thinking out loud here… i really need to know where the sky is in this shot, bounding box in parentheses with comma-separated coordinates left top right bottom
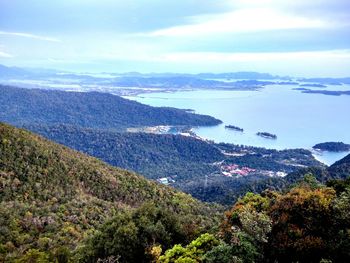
(0, 0, 350, 76)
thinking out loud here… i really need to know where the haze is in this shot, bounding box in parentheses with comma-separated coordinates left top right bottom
(1, 0, 350, 76)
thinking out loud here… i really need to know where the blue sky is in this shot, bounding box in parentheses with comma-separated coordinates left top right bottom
(0, 0, 350, 76)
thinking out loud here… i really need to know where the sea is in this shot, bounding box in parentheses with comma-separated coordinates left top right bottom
(126, 83, 350, 165)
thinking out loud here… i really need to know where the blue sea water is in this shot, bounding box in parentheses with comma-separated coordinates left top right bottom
(126, 84, 350, 165)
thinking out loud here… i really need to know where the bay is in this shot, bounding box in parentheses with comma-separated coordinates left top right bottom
(126, 84, 350, 165)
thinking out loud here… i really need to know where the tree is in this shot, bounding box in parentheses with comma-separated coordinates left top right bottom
(158, 233, 220, 263)
(76, 203, 188, 263)
(15, 249, 50, 263)
(266, 185, 336, 263)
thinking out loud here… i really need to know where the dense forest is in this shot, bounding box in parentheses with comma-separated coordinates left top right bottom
(0, 85, 221, 130)
(313, 142, 350, 152)
(0, 123, 222, 262)
(155, 175, 350, 263)
(23, 124, 324, 204)
(1, 123, 349, 262)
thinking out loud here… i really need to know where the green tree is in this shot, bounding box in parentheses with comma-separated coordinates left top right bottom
(15, 249, 50, 263)
(76, 203, 188, 263)
(158, 233, 220, 263)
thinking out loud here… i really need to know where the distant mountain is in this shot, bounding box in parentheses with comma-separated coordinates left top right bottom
(300, 77, 350, 85)
(0, 122, 220, 262)
(196, 71, 283, 80)
(0, 64, 29, 78)
(111, 76, 250, 89)
(0, 85, 221, 129)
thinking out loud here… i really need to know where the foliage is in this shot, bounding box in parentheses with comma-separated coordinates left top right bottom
(158, 233, 220, 263)
(23, 124, 323, 205)
(313, 142, 350, 152)
(162, 175, 350, 263)
(0, 123, 221, 262)
(0, 85, 221, 130)
(75, 202, 192, 263)
(1, 121, 350, 262)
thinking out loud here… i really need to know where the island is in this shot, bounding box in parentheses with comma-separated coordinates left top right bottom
(256, 132, 277, 139)
(313, 142, 350, 152)
(299, 83, 327, 88)
(293, 88, 350, 96)
(225, 125, 244, 132)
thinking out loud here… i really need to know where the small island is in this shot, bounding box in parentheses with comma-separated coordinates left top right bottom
(299, 83, 327, 88)
(256, 132, 277, 139)
(313, 142, 350, 152)
(225, 125, 244, 132)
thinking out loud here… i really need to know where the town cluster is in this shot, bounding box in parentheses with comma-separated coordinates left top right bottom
(220, 164, 256, 177)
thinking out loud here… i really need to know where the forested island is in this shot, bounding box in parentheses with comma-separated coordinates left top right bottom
(225, 125, 244, 132)
(299, 83, 327, 88)
(295, 87, 350, 96)
(313, 141, 350, 152)
(256, 132, 277, 139)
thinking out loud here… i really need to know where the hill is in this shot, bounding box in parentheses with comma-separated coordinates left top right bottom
(328, 153, 350, 179)
(0, 123, 221, 262)
(282, 153, 350, 185)
(0, 85, 221, 130)
(22, 124, 224, 181)
(22, 124, 324, 205)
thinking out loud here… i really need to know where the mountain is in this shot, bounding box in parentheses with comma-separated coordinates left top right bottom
(328, 153, 350, 179)
(284, 153, 350, 184)
(0, 64, 29, 78)
(300, 77, 350, 85)
(196, 71, 282, 80)
(0, 123, 221, 262)
(0, 85, 221, 129)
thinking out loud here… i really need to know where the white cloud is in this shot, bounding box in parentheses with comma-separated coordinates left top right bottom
(148, 8, 328, 37)
(0, 50, 13, 58)
(0, 31, 61, 42)
(154, 50, 350, 63)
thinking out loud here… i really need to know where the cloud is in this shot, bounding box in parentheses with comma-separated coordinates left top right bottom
(0, 51, 13, 58)
(0, 31, 61, 42)
(147, 8, 328, 37)
(153, 49, 350, 63)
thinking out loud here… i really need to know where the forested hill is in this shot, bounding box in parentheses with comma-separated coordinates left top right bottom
(0, 85, 221, 129)
(285, 152, 350, 184)
(23, 124, 324, 205)
(328, 153, 350, 178)
(23, 124, 224, 180)
(0, 123, 221, 262)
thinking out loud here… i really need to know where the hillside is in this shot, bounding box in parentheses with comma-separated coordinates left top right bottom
(0, 123, 221, 262)
(23, 124, 224, 181)
(22, 124, 324, 205)
(0, 85, 221, 130)
(328, 153, 350, 179)
(280, 153, 350, 186)
(157, 177, 350, 263)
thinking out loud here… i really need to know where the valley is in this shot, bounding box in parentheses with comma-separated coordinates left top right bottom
(0, 65, 349, 262)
